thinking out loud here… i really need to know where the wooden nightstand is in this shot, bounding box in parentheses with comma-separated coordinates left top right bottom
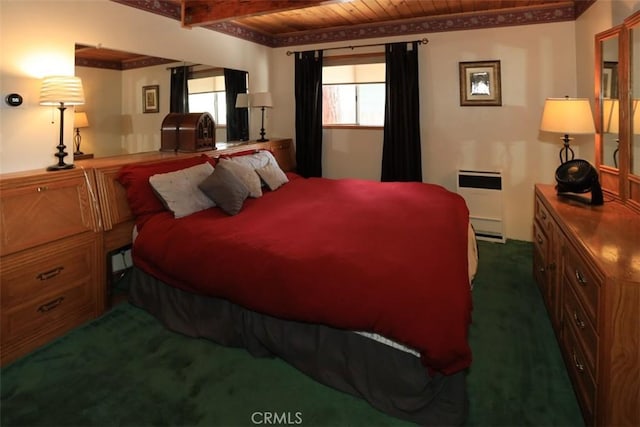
(0, 168, 105, 366)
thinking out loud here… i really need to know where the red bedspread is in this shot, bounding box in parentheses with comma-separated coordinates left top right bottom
(132, 175, 472, 374)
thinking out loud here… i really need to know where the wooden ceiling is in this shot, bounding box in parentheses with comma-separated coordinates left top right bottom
(111, 0, 594, 47)
(75, 44, 177, 70)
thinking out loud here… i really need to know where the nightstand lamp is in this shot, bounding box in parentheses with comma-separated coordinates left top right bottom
(250, 92, 273, 142)
(73, 111, 89, 155)
(39, 76, 85, 171)
(540, 97, 595, 164)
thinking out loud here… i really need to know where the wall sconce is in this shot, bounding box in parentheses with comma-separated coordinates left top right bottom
(250, 92, 273, 142)
(540, 97, 595, 164)
(39, 76, 85, 171)
(73, 111, 89, 155)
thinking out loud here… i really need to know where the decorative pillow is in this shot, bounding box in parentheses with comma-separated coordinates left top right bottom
(256, 163, 289, 191)
(228, 150, 278, 171)
(198, 162, 249, 216)
(117, 155, 209, 218)
(218, 158, 263, 198)
(149, 162, 215, 218)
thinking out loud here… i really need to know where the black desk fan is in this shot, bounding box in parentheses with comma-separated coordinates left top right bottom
(555, 159, 604, 205)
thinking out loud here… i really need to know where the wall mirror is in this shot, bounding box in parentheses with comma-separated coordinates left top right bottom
(74, 44, 248, 158)
(601, 37, 619, 169)
(596, 27, 623, 197)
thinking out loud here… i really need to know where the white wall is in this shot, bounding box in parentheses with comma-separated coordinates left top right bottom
(0, 0, 271, 173)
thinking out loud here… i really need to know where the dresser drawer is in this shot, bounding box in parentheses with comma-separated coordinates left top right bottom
(562, 306, 597, 422)
(563, 245, 600, 322)
(563, 283, 598, 374)
(534, 196, 553, 233)
(1, 279, 94, 347)
(1, 238, 95, 308)
(533, 220, 549, 258)
(0, 170, 99, 256)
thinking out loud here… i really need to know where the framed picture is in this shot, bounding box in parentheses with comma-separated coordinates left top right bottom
(459, 60, 502, 106)
(602, 61, 618, 99)
(142, 85, 159, 113)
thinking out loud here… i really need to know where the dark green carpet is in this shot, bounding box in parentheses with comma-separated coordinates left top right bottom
(1, 240, 584, 426)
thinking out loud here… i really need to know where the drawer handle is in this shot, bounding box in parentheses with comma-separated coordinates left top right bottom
(37, 296, 65, 313)
(537, 235, 544, 244)
(36, 186, 49, 192)
(575, 269, 587, 286)
(541, 211, 547, 220)
(573, 311, 585, 329)
(572, 351, 585, 373)
(36, 266, 64, 281)
(538, 266, 545, 273)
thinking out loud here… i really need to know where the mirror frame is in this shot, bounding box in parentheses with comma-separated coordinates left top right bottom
(595, 25, 624, 200)
(627, 12, 640, 213)
(596, 10, 640, 214)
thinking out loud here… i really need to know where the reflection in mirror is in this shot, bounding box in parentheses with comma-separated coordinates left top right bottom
(74, 44, 247, 158)
(601, 36, 619, 169)
(632, 27, 640, 176)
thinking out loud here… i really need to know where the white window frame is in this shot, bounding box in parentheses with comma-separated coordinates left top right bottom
(322, 54, 386, 129)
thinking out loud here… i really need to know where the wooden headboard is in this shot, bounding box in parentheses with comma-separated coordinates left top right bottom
(81, 139, 294, 253)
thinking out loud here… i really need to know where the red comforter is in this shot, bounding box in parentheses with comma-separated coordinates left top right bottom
(133, 175, 472, 374)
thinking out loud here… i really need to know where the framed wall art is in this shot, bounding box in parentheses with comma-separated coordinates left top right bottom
(459, 60, 502, 106)
(602, 61, 618, 99)
(142, 85, 159, 113)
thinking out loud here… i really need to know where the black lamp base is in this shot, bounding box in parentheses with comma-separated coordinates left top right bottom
(47, 163, 74, 171)
(559, 134, 575, 164)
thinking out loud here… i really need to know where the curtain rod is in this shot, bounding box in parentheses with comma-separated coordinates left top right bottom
(285, 37, 428, 56)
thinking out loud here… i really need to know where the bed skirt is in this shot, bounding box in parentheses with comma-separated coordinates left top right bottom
(128, 267, 468, 426)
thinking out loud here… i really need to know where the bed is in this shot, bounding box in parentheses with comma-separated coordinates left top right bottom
(116, 150, 477, 426)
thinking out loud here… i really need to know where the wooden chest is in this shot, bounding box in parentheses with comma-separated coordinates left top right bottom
(161, 112, 216, 152)
(0, 169, 104, 366)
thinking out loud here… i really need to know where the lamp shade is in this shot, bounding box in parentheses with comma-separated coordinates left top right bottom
(251, 92, 273, 108)
(74, 111, 89, 128)
(39, 75, 85, 106)
(235, 93, 249, 108)
(540, 97, 595, 134)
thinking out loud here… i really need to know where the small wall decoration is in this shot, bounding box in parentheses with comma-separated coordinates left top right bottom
(602, 61, 618, 99)
(459, 60, 502, 106)
(143, 85, 159, 113)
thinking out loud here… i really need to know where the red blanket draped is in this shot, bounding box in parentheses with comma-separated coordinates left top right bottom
(133, 175, 472, 374)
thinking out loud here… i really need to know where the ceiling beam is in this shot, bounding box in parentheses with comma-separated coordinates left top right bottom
(181, 0, 341, 27)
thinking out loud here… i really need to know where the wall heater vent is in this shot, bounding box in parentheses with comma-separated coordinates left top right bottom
(456, 170, 505, 243)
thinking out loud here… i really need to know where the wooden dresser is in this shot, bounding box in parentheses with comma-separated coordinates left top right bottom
(533, 184, 639, 426)
(0, 168, 105, 366)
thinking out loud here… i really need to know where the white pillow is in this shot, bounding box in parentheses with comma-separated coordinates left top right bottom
(149, 162, 215, 218)
(218, 158, 263, 198)
(256, 163, 289, 191)
(229, 150, 278, 170)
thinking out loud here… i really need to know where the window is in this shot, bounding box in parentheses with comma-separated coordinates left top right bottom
(188, 75, 226, 126)
(322, 61, 385, 127)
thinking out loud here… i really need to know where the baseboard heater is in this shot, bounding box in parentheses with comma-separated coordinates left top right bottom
(456, 170, 506, 243)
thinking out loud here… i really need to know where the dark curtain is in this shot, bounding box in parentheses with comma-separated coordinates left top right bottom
(381, 42, 422, 182)
(224, 68, 249, 141)
(169, 66, 190, 113)
(295, 50, 323, 177)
